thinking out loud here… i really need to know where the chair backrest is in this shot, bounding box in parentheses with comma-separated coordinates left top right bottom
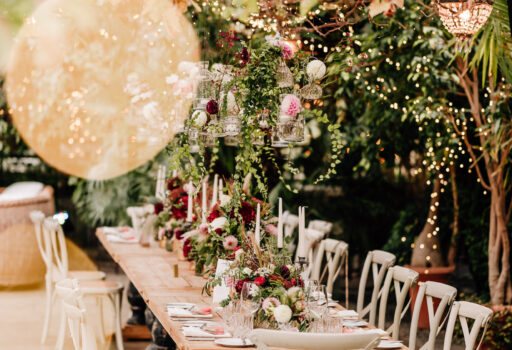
(443, 301, 493, 350)
(56, 279, 98, 350)
(296, 228, 326, 279)
(155, 164, 167, 199)
(249, 329, 380, 350)
(43, 217, 69, 280)
(308, 220, 333, 236)
(356, 250, 396, 323)
(30, 211, 52, 271)
(378, 266, 419, 339)
(282, 211, 299, 252)
(311, 238, 349, 295)
(126, 204, 153, 236)
(409, 281, 457, 350)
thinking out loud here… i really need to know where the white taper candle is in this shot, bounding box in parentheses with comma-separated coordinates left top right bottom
(186, 181, 193, 222)
(277, 198, 283, 249)
(255, 203, 261, 248)
(202, 182, 207, 223)
(211, 174, 218, 209)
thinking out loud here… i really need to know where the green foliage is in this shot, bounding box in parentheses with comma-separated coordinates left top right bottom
(382, 205, 421, 265)
(470, 0, 512, 85)
(69, 160, 157, 227)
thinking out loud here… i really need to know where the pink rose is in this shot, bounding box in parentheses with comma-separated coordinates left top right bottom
(280, 94, 302, 118)
(262, 297, 280, 310)
(276, 42, 293, 60)
(199, 223, 209, 235)
(265, 224, 278, 236)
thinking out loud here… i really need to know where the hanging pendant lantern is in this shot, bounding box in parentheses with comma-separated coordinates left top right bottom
(436, 0, 494, 52)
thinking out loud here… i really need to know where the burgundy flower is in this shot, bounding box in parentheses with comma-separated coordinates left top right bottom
(235, 278, 251, 294)
(206, 100, 218, 115)
(230, 201, 255, 225)
(154, 202, 164, 215)
(291, 278, 297, 286)
(174, 228, 184, 240)
(280, 265, 290, 279)
(215, 228, 223, 235)
(167, 177, 180, 191)
(172, 196, 188, 219)
(183, 238, 192, 259)
(254, 276, 266, 287)
(284, 280, 294, 289)
(207, 209, 221, 223)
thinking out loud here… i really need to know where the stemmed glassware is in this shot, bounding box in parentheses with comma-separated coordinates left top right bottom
(240, 282, 260, 314)
(232, 312, 254, 345)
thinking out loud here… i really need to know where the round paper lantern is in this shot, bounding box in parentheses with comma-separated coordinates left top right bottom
(6, 0, 199, 179)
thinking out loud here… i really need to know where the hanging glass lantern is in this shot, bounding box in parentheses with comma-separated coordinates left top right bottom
(300, 83, 323, 100)
(436, 0, 494, 52)
(199, 132, 216, 147)
(276, 59, 294, 88)
(271, 125, 289, 148)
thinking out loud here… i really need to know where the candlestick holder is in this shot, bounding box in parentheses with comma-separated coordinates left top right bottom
(296, 256, 309, 274)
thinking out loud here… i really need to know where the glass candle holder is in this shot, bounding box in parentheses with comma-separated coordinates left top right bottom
(271, 126, 289, 148)
(281, 119, 305, 143)
(188, 127, 199, 140)
(207, 116, 226, 137)
(223, 115, 241, 136)
(199, 132, 216, 147)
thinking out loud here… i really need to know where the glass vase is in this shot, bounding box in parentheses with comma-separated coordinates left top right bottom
(207, 116, 225, 137)
(223, 115, 241, 136)
(271, 126, 288, 148)
(281, 118, 305, 143)
(224, 135, 242, 147)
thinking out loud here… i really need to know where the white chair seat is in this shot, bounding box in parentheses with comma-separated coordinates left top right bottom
(66, 270, 106, 281)
(80, 280, 123, 295)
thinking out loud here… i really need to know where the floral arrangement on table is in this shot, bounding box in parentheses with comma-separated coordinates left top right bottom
(209, 242, 309, 331)
(184, 179, 272, 274)
(152, 175, 200, 247)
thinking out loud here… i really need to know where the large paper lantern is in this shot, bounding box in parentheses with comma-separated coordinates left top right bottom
(6, 0, 199, 179)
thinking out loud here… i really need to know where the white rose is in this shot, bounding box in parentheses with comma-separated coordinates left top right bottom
(273, 305, 292, 324)
(183, 182, 196, 193)
(235, 249, 244, 260)
(191, 110, 207, 127)
(219, 194, 231, 207)
(243, 267, 252, 275)
(210, 217, 228, 230)
(287, 287, 300, 300)
(306, 60, 326, 81)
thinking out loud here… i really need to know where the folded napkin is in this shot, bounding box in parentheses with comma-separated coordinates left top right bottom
(361, 329, 388, 336)
(168, 307, 213, 318)
(343, 320, 368, 327)
(103, 226, 133, 235)
(183, 326, 230, 338)
(376, 340, 403, 348)
(336, 310, 359, 318)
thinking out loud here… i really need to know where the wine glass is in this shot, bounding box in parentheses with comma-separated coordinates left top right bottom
(221, 301, 240, 336)
(307, 284, 328, 322)
(240, 282, 260, 314)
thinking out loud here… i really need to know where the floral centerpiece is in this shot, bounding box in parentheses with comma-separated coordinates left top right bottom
(185, 184, 268, 274)
(209, 243, 309, 331)
(153, 175, 200, 249)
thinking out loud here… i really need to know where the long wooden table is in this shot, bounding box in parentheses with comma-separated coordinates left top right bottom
(97, 229, 408, 350)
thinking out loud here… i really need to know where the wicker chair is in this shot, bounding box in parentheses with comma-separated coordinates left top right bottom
(0, 186, 55, 286)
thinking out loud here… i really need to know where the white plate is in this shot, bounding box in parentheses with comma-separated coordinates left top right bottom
(376, 340, 403, 349)
(214, 338, 254, 347)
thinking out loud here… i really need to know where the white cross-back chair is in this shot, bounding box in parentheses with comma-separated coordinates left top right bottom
(308, 220, 333, 237)
(30, 211, 106, 344)
(409, 281, 457, 350)
(356, 250, 396, 323)
(443, 301, 493, 350)
(297, 228, 326, 279)
(56, 279, 98, 350)
(311, 238, 349, 307)
(377, 266, 419, 339)
(249, 329, 380, 350)
(155, 164, 167, 200)
(282, 210, 299, 252)
(38, 216, 124, 350)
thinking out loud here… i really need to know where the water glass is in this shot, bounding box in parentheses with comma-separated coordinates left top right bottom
(232, 312, 253, 341)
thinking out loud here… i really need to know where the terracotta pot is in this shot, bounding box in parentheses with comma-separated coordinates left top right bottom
(406, 265, 455, 329)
